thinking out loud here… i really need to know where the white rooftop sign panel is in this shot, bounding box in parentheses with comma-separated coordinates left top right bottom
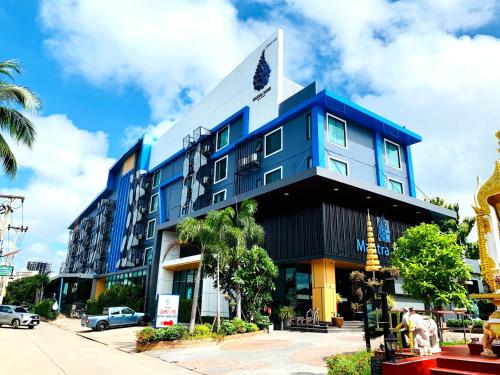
(149, 29, 284, 168)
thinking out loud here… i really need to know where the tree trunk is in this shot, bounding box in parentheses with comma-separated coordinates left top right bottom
(189, 257, 203, 334)
(236, 285, 242, 320)
(216, 254, 220, 332)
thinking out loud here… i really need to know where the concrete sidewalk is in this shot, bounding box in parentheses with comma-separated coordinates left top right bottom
(49, 317, 142, 353)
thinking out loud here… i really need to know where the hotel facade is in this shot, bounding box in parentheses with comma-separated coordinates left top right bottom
(61, 30, 457, 321)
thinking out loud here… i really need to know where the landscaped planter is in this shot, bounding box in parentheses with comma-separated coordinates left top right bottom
(136, 329, 265, 352)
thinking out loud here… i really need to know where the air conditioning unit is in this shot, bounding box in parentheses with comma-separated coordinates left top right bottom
(238, 153, 258, 168)
(202, 176, 211, 185)
(202, 143, 212, 155)
(140, 206, 147, 214)
(135, 233, 144, 240)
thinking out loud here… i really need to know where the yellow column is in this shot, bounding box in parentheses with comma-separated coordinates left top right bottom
(94, 278, 106, 298)
(311, 258, 336, 322)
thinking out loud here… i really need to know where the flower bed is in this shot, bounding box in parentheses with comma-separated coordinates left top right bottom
(136, 319, 263, 352)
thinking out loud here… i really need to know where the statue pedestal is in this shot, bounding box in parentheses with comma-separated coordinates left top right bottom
(470, 293, 500, 336)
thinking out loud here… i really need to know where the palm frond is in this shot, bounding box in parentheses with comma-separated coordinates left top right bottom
(0, 59, 22, 81)
(0, 107, 36, 148)
(0, 84, 41, 111)
(0, 134, 17, 177)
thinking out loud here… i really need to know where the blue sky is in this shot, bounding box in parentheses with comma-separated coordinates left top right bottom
(1, 0, 499, 272)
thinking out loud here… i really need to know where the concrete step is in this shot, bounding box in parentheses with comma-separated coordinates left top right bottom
(435, 358, 500, 374)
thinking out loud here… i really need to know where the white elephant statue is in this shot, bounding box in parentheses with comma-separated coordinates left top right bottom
(401, 310, 441, 355)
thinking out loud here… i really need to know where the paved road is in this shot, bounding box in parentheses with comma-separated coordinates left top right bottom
(0, 322, 192, 375)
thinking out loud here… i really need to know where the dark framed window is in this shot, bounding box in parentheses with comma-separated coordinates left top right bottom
(327, 114, 347, 147)
(307, 156, 313, 169)
(149, 193, 159, 212)
(153, 170, 161, 188)
(385, 139, 402, 169)
(216, 125, 229, 151)
(172, 269, 198, 300)
(214, 156, 228, 183)
(388, 178, 404, 194)
(329, 158, 348, 176)
(146, 219, 156, 239)
(145, 247, 153, 265)
(213, 189, 226, 204)
(264, 127, 282, 157)
(306, 113, 312, 140)
(264, 167, 282, 185)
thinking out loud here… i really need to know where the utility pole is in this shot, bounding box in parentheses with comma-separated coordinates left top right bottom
(0, 194, 27, 303)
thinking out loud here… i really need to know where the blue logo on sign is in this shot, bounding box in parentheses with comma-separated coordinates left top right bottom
(253, 50, 271, 91)
(377, 215, 391, 243)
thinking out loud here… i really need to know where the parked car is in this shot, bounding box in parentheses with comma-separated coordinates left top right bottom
(81, 306, 147, 331)
(0, 305, 40, 329)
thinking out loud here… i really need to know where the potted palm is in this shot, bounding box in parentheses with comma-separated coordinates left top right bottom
(279, 306, 295, 330)
(332, 293, 344, 328)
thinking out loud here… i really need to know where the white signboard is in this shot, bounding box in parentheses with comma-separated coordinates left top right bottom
(149, 29, 285, 168)
(155, 294, 180, 328)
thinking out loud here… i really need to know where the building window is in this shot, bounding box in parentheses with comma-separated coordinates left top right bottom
(214, 156, 228, 183)
(213, 189, 226, 204)
(149, 193, 159, 213)
(216, 125, 230, 151)
(264, 127, 282, 158)
(327, 114, 347, 148)
(264, 166, 282, 185)
(307, 156, 313, 169)
(145, 247, 153, 265)
(329, 157, 348, 176)
(388, 178, 404, 194)
(153, 170, 161, 188)
(385, 139, 401, 169)
(146, 219, 156, 239)
(306, 113, 312, 140)
(172, 269, 198, 300)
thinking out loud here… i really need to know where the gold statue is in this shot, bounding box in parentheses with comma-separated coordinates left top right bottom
(470, 130, 500, 352)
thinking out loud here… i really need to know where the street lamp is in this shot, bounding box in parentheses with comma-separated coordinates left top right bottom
(385, 332, 398, 362)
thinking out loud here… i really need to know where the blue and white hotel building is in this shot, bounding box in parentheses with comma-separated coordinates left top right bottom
(62, 30, 455, 320)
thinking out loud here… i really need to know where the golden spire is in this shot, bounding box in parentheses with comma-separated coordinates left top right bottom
(365, 209, 381, 272)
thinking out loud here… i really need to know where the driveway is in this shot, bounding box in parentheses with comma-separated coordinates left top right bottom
(0, 322, 192, 375)
(146, 330, 368, 375)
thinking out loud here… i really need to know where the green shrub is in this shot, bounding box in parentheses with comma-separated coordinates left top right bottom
(193, 323, 212, 337)
(221, 320, 237, 335)
(232, 318, 247, 333)
(85, 298, 100, 315)
(33, 299, 59, 320)
(254, 313, 270, 329)
(368, 309, 383, 338)
(473, 319, 485, 328)
(245, 322, 258, 332)
(325, 351, 371, 375)
(87, 284, 145, 314)
(136, 327, 156, 345)
(446, 318, 483, 328)
(178, 299, 192, 323)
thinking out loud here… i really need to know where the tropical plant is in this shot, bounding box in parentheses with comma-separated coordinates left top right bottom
(166, 215, 214, 334)
(391, 223, 473, 309)
(0, 59, 40, 177)
(325, 351, 371, 375)
(3, 273, 49, 305)
(278, 305, 296, 321)
(33, 299, 59, 320)
(428, 197, 479, 259)
(85, 284, 145, 314)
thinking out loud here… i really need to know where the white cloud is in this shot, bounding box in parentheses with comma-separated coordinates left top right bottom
(39, 0, 272, 121)
(1, 114, 114, 270)
(281, 0, 500, 218)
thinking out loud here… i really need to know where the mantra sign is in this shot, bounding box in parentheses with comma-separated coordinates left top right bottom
(356, 215, 392, 257)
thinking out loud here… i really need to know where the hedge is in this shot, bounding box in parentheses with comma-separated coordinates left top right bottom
(34, 299, 59, 320)
(86, 284, 145, 315)
(325, 351, 371, 375)
(446, 318, 484, 328)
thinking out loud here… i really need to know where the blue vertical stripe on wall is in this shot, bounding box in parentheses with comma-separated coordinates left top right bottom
(405, 145, 417, 197)
(107, 171, 132, 273)
(242, 106, 250, 136)
(139, 133, 154, 171)
(374, 132, 386, 187)
(311, 105, 326, 168)
(159, 186, 166, 224)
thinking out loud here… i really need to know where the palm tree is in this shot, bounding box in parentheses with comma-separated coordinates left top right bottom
(0, 59, 40, 177)
(233, 199, 264, 319)
(165, 216, 213, 334)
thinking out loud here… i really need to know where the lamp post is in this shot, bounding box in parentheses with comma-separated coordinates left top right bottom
(384, 332, 398, 362)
